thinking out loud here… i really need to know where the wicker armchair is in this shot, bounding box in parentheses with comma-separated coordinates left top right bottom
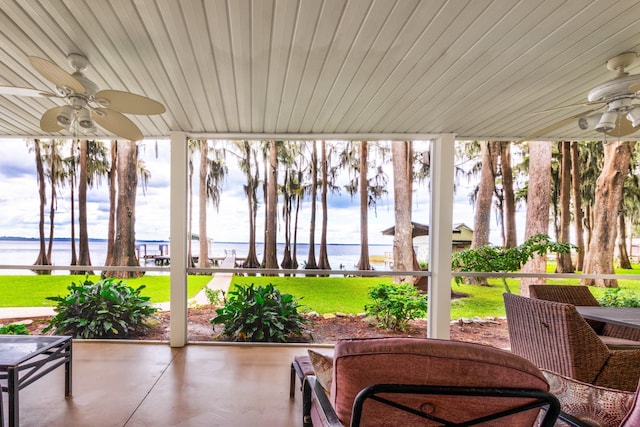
(529, 285, 640, 341)
(503, 293, 640, 392)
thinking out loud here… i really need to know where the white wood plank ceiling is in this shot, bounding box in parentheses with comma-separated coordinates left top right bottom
(1, 0, 640, 141)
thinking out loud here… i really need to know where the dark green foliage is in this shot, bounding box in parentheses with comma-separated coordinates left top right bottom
(598, 288, 640, 307)
(43, 277, 158, 339)
(0, 323, 29, 335)
(365, 283, 428, 331)
(211, 283, 308, 342)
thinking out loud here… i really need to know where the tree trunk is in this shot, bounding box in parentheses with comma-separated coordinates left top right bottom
(32, 139, 50, 273)
(264, 141, 279, 269)
(617, 208, 632, 269)
(281, 169, 293, 271)
(47, 141, 56, 261)
(106, 140, 142, 279)
(318, 141, 331, 270)
(556, 141, 574, 273)
(77, 139, 93, 274)
(571, 141, 585, 270)
(357, 141, 371, 270)
(306, 141, 319, 270)
(582, 141, 634, 288)
(500, 142, 517, 248)
(187, 151, 195, 268)
(105, 141, 117, 267)
(242, 143, 260, 268)
(471, 141, 497, 248)
(391, 141, 413, 283)
(520, 141, 552, 296)
(69, 142, 78, 265)
(198, 141, 209, 268)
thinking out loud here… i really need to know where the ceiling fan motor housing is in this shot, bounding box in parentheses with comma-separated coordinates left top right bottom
(587, 74, 640, 104)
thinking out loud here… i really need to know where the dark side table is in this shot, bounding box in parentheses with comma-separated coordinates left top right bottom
(0, 335, 72, 427)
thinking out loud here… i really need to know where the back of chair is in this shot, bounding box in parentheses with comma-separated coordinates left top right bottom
(504, 293, 611, 384)
(529, 285, 605, 333)
(330, 337, 554, 427)
(528, 285, 600, 306)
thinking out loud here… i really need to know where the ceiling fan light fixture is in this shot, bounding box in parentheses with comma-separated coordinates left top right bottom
(627, 109, 640, 128)
(596, 111, 617, 132)
(579, 113, 602, 130)
(77, 107, 94, 129)
(56, 105, 73, 127)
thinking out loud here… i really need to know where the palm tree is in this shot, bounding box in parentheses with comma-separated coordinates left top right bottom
(305, 141, 319, 270)
(391, 141, 413, 283)
(77, 139, 109, 273)
(520, 141, 552, 296)
(556, 140, 574, 273)
(570, 141, 585, 270)
(105, 140, 143, 279)
(42, 139, 67, 260)
(317, 141, 335, 270)
(339, 141, 388, 271)
(198, 140, 209, 268)
(233, 141, 260, 268)
(499, 141, 517, 248)
(105, 140, 117, 266)
(582, 141, 636, 288)
(471, 141, 500, 249)
(280, 141, 303, 270)
(29, 139, 50, 273)
(264, 140, 279, 269)
(66, 140, 79, 265)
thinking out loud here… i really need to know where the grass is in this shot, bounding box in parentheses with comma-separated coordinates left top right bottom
(4, 265, 640, 318)
(228, 276, 392, 314)
(0, 275, 212, 307)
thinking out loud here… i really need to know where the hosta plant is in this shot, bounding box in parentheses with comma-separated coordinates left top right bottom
(211, 283, 308, 342)
(44, 277, 158, 339)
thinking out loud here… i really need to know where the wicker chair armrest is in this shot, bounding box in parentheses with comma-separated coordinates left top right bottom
(594, 349, 640, 392)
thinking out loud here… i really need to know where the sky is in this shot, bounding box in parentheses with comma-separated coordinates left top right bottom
(0, 139, 509, 246)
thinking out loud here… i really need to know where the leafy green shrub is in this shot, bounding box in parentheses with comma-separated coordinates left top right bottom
(365, 283, 428, 331)
(211, 283, 308, 342)
(43, 277, 158, 339)
(0, 323, 29, 335)
(598, 288, 640, 307)
(204, 287, 225, 306)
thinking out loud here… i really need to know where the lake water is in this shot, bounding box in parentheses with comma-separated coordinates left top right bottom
(0, 239, 393, 275)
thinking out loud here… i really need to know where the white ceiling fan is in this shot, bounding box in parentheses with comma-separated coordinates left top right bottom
(527, 52, 640, 140)
(0, 53, 165, 141)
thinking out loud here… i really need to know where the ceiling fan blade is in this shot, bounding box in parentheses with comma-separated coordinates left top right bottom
(605, 116, 637, 139)
(526, 101, 604, 115)
(28, 56, 85, 94)
(0, 86, 56, 97)
(40, 106, 65, 132)
(517, 109, 599, 143)
(95, 90, 165, 115)
(93, 108, 143, 141)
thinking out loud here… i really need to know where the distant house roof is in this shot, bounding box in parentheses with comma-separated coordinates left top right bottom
(381, 222, 473, 239)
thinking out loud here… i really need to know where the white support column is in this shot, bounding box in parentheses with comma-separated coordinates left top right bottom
(169, 131, 188, 347)
(427, 134, 455, 339)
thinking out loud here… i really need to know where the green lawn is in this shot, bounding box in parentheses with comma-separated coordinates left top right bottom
(0, 275, 212, 307)
(3, 266, 640, 319)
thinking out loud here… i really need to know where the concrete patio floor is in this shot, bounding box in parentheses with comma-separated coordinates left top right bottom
(1, 340, 332, 426)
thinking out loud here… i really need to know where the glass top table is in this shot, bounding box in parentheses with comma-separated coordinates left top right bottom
(575, 306, 640, 330)
(0, 335, 72, 427)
